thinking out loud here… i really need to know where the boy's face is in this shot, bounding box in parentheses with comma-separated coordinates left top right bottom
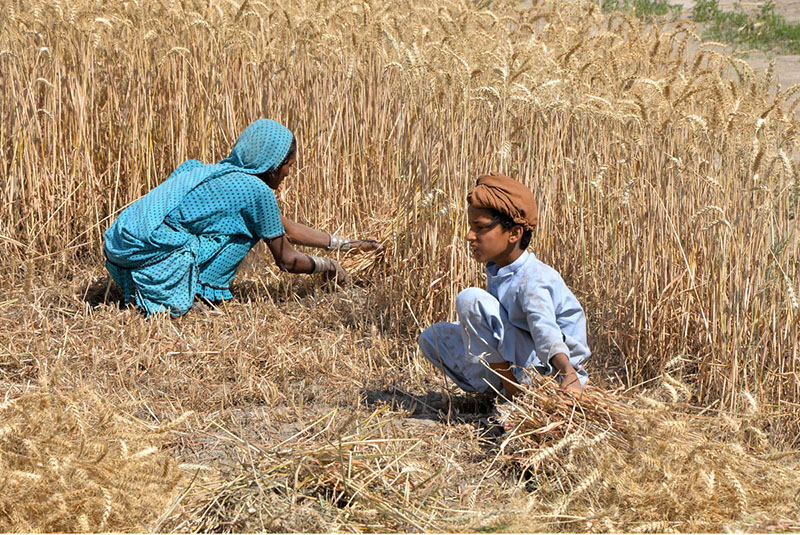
(466, 205, 523, 267)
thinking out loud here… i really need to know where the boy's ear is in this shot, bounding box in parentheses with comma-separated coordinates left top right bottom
(508, 225, 524, 244)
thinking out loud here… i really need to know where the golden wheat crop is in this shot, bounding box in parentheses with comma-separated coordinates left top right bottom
(3, 0, 798, 421)
(496, 372, 800, 532)
(0, 388, 185, 532)
(1, 0, 799, 530)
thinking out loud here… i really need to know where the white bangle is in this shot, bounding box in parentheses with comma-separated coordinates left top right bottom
(327, 234, 356, 251)
(308, 255, 333, 273)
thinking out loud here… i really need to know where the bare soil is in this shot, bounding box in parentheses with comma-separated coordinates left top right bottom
(672, 0, 800, 88)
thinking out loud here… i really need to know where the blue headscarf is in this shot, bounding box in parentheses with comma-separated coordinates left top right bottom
(219, 118, 294, 174)
(104, 119, 293, 267)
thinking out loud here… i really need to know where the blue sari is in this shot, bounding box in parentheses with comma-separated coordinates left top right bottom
(104, 119, 292, 315)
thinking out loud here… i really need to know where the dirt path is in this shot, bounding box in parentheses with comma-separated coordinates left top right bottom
(672, 0, 800, 88)
(673, 0, 800, 18)
(514, 0, 800, 88)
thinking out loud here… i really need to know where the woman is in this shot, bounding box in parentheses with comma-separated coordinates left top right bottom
(104, 119, 381, 316)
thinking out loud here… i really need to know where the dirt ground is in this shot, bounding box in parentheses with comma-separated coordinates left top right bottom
(514, 0, 800, 88)
(672, 0, 800, 88)
(673, 0, 800, 17)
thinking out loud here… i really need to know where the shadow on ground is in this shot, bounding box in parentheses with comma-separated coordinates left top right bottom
(78, 276, 341, 309)
(80, 276, 127, 308)
(363, 386, 505, 439)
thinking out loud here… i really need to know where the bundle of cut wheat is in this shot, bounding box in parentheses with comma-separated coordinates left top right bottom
(180, 405, 457, 532)
(495, 376, 800, 532)
(0, 390, 187, 532)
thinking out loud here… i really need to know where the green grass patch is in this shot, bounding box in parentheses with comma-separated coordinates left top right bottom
(598, 0, 800, 54)
(598, 0, 682, 21)
(693, 0, 800, 54)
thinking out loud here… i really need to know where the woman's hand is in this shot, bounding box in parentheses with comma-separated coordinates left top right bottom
(281, 216, 384, 254)
(323, 258, 351, 286)
(347, 239, 383, 253)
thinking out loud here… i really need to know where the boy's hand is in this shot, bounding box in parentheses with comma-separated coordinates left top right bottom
(490, 361, 522, 397)
(559, 371, 583, 395)
(550, 353, 583, 395)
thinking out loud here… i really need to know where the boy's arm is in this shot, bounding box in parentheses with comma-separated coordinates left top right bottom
(521, 286, 583, 394)
(490, 361, 523, 397)
(491, 356, 582, 396)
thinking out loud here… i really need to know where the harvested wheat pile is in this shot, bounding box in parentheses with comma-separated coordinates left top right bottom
(0, 389, 187, 532)
(496, 374, 800, 532)
(1, 0, 800, 530)
(172, 405, 480, 532)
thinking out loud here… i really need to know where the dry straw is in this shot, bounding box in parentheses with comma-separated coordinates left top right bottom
(496, 375, 800, 532)
(1, 0, 800, 530)
(0, 389, 186, 532)
(176, 406, 457, 532)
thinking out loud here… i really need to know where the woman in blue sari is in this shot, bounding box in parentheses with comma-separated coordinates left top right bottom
(104, 119, 381, 316)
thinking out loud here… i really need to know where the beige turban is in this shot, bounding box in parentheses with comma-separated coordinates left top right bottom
(467, 172, 538, 231)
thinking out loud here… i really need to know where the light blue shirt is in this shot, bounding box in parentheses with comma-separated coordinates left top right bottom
(485, 251, 590, 375)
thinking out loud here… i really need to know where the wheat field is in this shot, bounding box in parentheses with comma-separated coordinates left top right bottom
(1, 0, 799, 531)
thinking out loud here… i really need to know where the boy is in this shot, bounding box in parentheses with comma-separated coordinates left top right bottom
(418, 172, 589, 396)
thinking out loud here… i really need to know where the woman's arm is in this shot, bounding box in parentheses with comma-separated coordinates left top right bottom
(265, 234, 349, 284)
(281, 216, 331, 248)
(281, 216, 383, 252)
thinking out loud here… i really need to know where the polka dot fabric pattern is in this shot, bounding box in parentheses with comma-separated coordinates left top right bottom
(219, 119, 293, 173)
(104, 119, 293, 316)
